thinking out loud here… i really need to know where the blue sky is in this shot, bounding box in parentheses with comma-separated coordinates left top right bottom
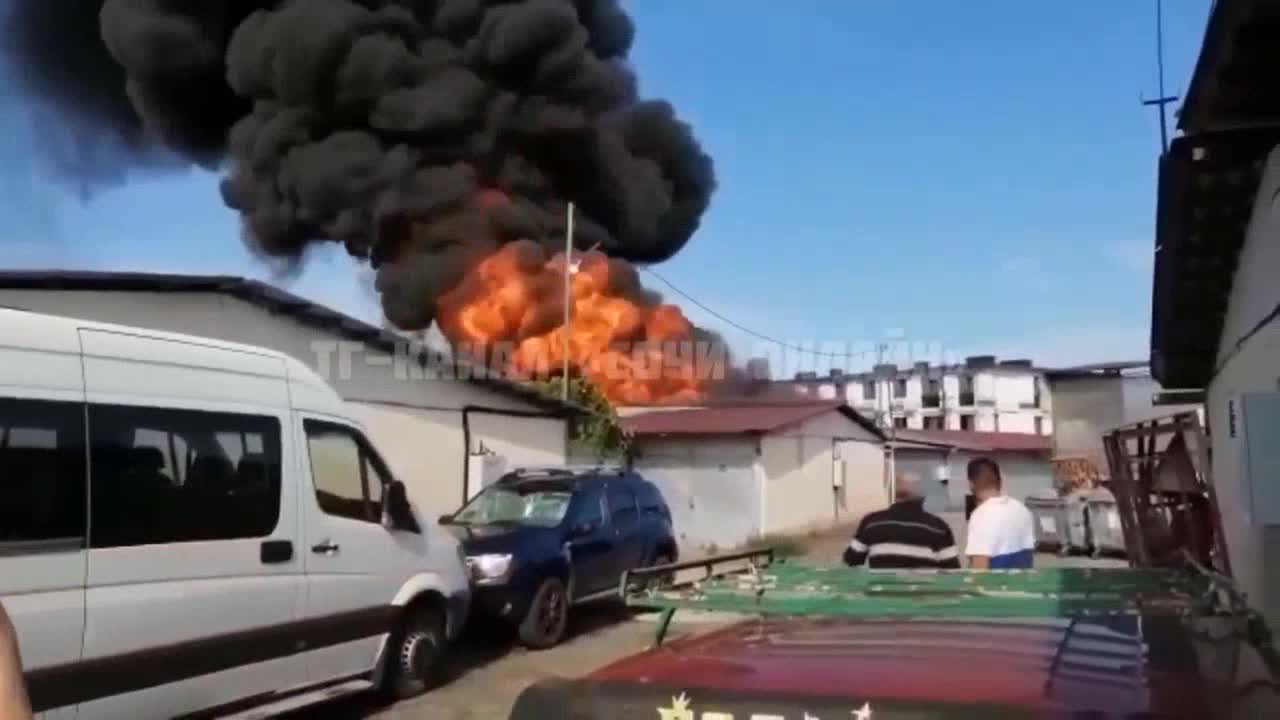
(0, 1, 1211, 375)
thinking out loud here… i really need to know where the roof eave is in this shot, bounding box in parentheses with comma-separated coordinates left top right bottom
(1150, 128, 1280, 388)
(0, 270, 580, 416)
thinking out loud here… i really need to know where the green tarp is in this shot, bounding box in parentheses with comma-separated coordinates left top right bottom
(628, 561, 1211, 619)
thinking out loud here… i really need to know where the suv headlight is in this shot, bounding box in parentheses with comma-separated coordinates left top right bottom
(466, 553, 515, 585)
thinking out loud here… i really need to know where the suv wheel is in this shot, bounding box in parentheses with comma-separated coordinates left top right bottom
(519, 577, 569, 649)
(385, 604, 444, 700)
(646, 552, 675, 591)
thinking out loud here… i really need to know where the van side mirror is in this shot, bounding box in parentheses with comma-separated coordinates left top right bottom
(438, 513, 455, 525)
(385, 481, 420, 534)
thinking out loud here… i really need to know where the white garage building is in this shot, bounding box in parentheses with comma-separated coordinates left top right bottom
(0, 270, 574, 517)
(620, 402, 887, 554)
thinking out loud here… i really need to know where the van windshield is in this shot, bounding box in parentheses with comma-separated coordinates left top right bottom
(453, 486, 572, 528)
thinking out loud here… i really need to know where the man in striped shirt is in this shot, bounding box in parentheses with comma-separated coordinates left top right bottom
(843, 472, 961, 569)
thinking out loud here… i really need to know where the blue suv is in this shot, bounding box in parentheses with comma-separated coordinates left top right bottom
(439, 466, 678, 648)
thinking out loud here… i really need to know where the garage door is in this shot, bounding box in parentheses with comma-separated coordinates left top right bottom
(635, 440, 760, 554)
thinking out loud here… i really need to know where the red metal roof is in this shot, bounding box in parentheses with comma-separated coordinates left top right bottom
(570, 616, 1210, 717)
(892, 429, 1053, 453)
(620, 402, 881, 438)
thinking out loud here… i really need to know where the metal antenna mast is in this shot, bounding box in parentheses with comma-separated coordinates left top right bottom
(1141, 0, 1179, 154)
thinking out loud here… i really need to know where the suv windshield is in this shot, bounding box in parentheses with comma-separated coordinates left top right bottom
(453, 485, 572, 528)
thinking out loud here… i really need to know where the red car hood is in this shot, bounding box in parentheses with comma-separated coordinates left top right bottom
(512, 615, 1224, 718)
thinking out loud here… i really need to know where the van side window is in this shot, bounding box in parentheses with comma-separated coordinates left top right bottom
(303, 420, 386, 524)
(88, 405, 282, 548)
(0, 397, 86, 550)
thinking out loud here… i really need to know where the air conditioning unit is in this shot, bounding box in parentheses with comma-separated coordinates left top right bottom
(1237, 393, 1280, 526)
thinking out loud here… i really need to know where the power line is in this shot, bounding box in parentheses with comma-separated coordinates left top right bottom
(641, 266, 879, 361)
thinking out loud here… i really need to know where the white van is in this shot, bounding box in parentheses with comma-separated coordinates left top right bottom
(0, 307, 470, 719)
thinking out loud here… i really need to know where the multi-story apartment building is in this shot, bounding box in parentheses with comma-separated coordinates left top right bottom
(789, 355, 1054, 436)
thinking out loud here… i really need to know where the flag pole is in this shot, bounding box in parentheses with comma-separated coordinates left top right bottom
(562, 202, 575, 402)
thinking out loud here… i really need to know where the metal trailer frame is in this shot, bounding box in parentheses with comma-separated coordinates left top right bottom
(1102, 411, 1231, 575)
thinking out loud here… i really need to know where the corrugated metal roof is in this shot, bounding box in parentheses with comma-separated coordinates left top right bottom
(0, 269, 577, 415)
(620, 401, 883, 438)
(892, 429, 1053, 453)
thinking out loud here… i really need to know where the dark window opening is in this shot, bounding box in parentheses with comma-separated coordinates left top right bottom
(89, 404, 281, 548)
(923, 378, 941, 408)
(0, 398, 86, 548)
(960, 414, 975, 431)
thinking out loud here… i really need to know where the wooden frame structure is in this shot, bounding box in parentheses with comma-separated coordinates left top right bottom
(1102, 411, 1232, 576)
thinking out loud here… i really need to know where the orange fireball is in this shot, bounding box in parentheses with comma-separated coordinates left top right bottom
(436, 238, 711, 406)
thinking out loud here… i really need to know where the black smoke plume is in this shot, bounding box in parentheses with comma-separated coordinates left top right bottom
(2, 0, 716, 329)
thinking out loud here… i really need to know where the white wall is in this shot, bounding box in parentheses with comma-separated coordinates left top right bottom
(632, 437, 761, 553)
(466, 412, 567, 498)
(893, 447, 957, 513)
(764, 410, 884, 533)
(996, 412, 1037, 434)
(0, 288, 569, 516)
(348, 403, 465, 515)
(836, 365, 1049, 434)
(1207, 146, 1280, 629)
(1050, 372, 1199, 478)
(992, 453, 1057, 501)
(976, 406, 997, 432)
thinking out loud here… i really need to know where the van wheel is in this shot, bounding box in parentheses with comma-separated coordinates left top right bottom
(519, 577, 568, 649)
(385, 605, 444, 700)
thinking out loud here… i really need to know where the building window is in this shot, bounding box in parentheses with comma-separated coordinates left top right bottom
(960, 414, 975, 431)
(923, 416, 943, 430)
(1033, 380, 1043, 408)
(959, 375, 975, 406)
(894, 378, 907, 398)
(863, 381, 876, 400)
(923, 378, 941, 408)
(305, 419, 389, 524)
(1035, 416, 1044, 435)
(88, 404, 282, 548)
(893, 417, 908, 430)
(0, 398, 87, 549)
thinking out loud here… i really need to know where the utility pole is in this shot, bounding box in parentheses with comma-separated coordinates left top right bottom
(877, 342, 897, 503)
(562, 202, 575, 402)
(1141, 0, 1178, 155)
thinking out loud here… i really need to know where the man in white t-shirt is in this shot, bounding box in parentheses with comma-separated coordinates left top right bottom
(964, 457, 1035, 570)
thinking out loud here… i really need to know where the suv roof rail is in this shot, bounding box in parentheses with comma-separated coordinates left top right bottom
(506, 464, 628, 478)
